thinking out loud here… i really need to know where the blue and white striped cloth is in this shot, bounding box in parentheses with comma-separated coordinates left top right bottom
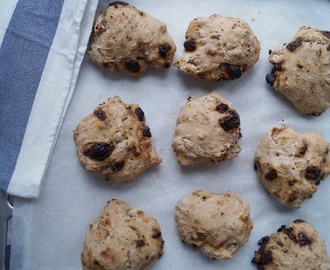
(0, 0, 98, 198)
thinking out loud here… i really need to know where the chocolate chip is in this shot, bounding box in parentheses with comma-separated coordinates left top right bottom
(265, 169, 277, 181)
(109, 1, 128, 8)
(142, 126, 152, 137)
(268, 49, 272, 55)
(327, 45, 330, 52)
(305, 166, 321, 181)
(288, 193, 296, 202)
(219, 110, 240, 131)
(272, 63, 283, 72)
(226, 64, 242, 79)
(94, 109, 106, 121)
(134, 107, 145, 121)
(258, 236, 270, 246)
(184, 40, 196, 51)
(288, 180, 297, 186)
(323, 31, 330, 39)
(136, 240, 145, 247)
(278, 226, 296, 242)
(152, 230, 162, 239)
(125, 59, 140, 73)
(253, 159, 260, 170)
(260, 250, 273, 265)
(163, 62, 170, 68)
(111, 160, 125, 171)
(298, 143, 308, 155)
(266, 62, 282, 85)
(159, 44, 171, 58)
(252, 247, 273, 266)
(277, 225, 286, 233)
(265, 72, 276, 86)
(297, 233, 312, 246)
(216, 103, 229, 113)
(286, 39, 302, 52)
(83, 142, 114, 161)
(296, 63, 303, 69)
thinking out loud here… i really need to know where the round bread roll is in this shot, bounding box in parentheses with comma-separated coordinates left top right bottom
(175, 190, 253, 260)
(254, 125, 330, 208)
(266, 26, 330, 116)
(172, 92, 241, 166)
(174, 14, 260, 80)
(81, 199, 164, 270)
(252, 219, 330, 270)
(73, 96, 161, 183)
(88, 1, 176, 77)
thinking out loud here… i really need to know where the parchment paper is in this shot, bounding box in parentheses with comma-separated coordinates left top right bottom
(10, 0, 330, 269)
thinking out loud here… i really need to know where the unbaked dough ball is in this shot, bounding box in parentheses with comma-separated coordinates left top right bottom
(174, 14, 260, 80)
(88, 1, 176, 77)
(266, 26, 330, 116)
(172, 92, 241, 166)
(175, 190, 253, 260)
(81, 199, 164, 270)
(252, 219, 330, 270)
(254, 125, 330, 208)
(73, 96, 161, 183)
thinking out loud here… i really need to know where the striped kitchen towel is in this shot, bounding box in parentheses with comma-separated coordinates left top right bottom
(0, 0, 99, 198)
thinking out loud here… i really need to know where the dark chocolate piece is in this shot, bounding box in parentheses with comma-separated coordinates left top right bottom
(83, 142, 114, 161)
(184, 40, 196, 51)
(134, 107, 145, 121)
(323, 31, 330, 39)
(94, 109, 107, 121)
(125, 59, 140, 73)
(159, 44, 171, 58)
(305, 166, 321, 181)
(219, 110, 240, 131)
(215, 103, 229, 114)
(226, 64, 242, 79)
(142, 126, 152, 138)
(265, 169, 277, 181)
(286, 39, 302, 52)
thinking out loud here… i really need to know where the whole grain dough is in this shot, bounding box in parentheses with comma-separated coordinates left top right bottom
(252, 219, 330, 270)
(175, 190, 253, 260)
(81, 199, 164, 270)
(266, 26, 330, 116)
(174, 14, 260, 80)
(254, 125, 330, 208)
(88, 1, 176, 77)
(172, 92, 241, 166)
(73, 96, 161, 183)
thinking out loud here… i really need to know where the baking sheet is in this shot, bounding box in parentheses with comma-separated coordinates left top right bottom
(10, 0, 330, 269)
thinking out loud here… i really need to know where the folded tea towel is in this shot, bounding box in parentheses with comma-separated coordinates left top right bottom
(0, 0, 99, 198)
